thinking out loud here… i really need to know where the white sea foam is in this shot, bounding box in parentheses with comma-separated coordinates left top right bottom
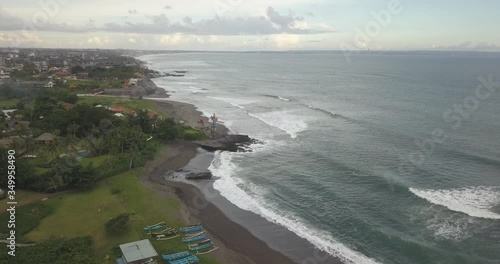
(210, 151, 380, 264)
(206, 96, 254, 109)
(246, 110, 308, 139)
(307, 105, 337, 117)
(426, 215, 472, 242)
(409, 186, 500, 219)
(278, 96, 291, 102)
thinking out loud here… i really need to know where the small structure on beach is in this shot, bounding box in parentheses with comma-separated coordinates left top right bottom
(116, 239, 158, 264)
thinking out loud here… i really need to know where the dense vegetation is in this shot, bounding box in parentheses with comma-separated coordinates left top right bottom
(0, 203, 52, 241)
(0, 88, 204, 193)
(0, 237, 97, 264)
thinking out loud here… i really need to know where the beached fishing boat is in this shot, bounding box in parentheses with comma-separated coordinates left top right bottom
(188, 239, 212, 249)
(162, 251, 190, 261)
(179, 224, 203, 234)
(182, 234, 206, 243)
(184, 230, 205, 237)
(143, 221, 166, 231)
(151, 227, 173, 235)
(154, 229, 180, 240)
(189, 241, 218, 254)
(169, 255, 199, 264)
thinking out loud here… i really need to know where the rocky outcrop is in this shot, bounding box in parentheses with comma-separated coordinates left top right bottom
(195, 134, 255, 152)
(185, 172, 213, 180)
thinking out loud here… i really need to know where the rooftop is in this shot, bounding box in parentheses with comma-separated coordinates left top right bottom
(119, 239, 158, 263)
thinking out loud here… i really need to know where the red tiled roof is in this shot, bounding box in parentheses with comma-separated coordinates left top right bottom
(111, 106, 125, 112)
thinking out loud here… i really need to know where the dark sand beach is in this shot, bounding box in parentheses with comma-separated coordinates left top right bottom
(141, 97, 296, 264)
(139, 76, 344, 264)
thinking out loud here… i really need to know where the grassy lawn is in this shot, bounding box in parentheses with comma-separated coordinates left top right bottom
(65, 80, 123, 90)
(0, 98, 19, 109)
(25, 169, 218, 264)
(80, 154, 112, 168)
(0, 190, 48, 211)
(77, 97, 159, 112)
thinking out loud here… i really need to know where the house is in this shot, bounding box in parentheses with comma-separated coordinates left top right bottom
(0, 136, 18, 147)
(111, 106, 125, 112)
(128, 78, 138, 86)
(35, 133, 57, 145)
(3, 117, 30, 132)
(44, 81, 54, 88)
(116, 239, 158, 264)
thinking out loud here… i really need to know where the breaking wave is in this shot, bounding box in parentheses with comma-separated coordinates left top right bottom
(246, 110, 308, 139)
(211, 151, 381, 264)
(409, 186, 500, 219)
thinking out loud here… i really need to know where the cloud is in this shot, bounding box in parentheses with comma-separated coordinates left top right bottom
(102, 7, 326, 35)
(432, 41, 500, 51)
(183, 16, 193, 25)
(0, 6, 330, 36)
(87, 36, 112, 45)
(0, 8, 25, 30)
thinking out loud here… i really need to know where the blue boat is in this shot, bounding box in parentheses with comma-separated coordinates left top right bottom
(182, 234, 206, 244)
(189, 241, 218, 254)
(169, 255, 199, 264)
(162, 251, 190, 261)
(143, 221, 166, 231)
(179, 224, 203, 234)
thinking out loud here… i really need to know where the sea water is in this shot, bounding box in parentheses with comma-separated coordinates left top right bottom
(141, 51, 500, 264)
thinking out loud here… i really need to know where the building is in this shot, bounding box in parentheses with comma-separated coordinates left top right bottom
(44, 81, 54, 88)
(49, 59, 68, 67)
(35, 133, 57, 145)
(81, 60, 96, 67)
(0, 137, 18, 148)
(116, 239, 158, 264)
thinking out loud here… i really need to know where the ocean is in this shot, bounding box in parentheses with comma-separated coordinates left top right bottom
(140, 52, 500, 264)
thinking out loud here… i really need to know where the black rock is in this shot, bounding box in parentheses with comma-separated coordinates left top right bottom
(185, 172, 213, 180)
(195, 134, 255, 152)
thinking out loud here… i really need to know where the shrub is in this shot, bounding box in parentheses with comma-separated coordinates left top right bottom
(105, 213, 130, 233)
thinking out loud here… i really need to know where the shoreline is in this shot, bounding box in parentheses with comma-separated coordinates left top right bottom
(140, 69, 342, 264)
(140, 80, 296, 263)
(141, 141, 294, 264)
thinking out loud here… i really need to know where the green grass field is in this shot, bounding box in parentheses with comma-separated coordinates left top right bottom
(24, 169, 218, 264)
(77, 97, 161, 114)
(0, 190, 48, 211)
(0, 98, 19, 109)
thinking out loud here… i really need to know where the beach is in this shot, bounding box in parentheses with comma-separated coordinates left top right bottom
(140, 97, 298, 264)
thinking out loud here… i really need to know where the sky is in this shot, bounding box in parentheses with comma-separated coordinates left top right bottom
(0, 0, 499, 51)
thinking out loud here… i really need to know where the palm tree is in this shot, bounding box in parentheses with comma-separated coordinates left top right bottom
(67, 123, 79, 137)
(47, 173, 65, 192)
